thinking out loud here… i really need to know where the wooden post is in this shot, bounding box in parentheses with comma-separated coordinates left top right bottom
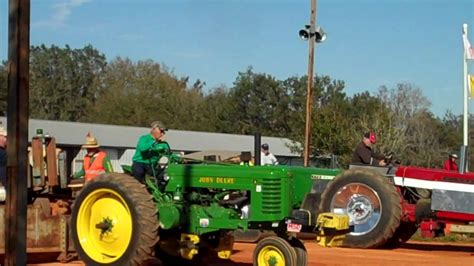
(303, 0, 317, 167)
(5, 0, 30, 265)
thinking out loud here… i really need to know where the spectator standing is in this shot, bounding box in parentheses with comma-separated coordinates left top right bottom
(261, 143, 278, 165)
(444, 154, 458, 171)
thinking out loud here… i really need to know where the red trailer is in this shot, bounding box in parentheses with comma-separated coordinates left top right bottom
(394, 166, 474, 236)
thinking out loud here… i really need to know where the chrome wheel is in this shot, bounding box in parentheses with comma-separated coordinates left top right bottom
(330, 182, 382, 235)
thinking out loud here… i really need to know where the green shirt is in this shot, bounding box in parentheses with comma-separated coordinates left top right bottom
(73, 151, 114, 178)
(132, 134, 171, 165)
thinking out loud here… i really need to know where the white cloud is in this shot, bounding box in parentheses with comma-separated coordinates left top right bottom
(33, 0, 90, 29)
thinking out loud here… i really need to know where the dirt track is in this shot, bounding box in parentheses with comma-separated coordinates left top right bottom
(28, 241, 474, 266)
(231, 241, 474, 266)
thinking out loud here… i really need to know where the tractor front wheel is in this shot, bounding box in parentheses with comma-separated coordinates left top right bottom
(288, 238, 307, 266)
(70, 173, 159, 266)
(253, 236, 297, 266)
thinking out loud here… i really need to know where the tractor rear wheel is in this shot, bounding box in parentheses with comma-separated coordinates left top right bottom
(383, 221, 418, 248)
(319, 169, 401, 248)
(71, 173, 159, 265)
(253, 236, 297, 266)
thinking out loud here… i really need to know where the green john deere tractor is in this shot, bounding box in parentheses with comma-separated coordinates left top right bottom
(70, 157, 349, 266)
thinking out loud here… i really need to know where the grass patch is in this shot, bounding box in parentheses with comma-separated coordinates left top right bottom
(410, 230, 474, 243)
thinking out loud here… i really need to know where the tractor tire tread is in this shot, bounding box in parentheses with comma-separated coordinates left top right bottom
(71, 173, 159, 266)
(319, 169, 401, 248)
(289, 238, 307, 266)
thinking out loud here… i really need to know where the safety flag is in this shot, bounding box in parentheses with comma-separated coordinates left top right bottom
(464, 32, 474, 60)
(470, 75, 474, 98)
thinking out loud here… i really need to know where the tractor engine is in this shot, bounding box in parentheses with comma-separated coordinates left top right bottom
(186, 189, 250, 219)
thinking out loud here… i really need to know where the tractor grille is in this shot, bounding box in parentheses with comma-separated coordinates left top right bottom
(261, 178, 282, 214)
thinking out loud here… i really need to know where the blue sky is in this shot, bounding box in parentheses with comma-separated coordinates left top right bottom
(1, 0, 473, 116)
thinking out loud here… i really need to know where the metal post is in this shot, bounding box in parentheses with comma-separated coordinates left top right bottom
(5, 0, 30, 265)
(303, 0, 317, 167)
(254, 133, 261, 166)
(462, 23, 469, 172)
(459, 145, 468, 173)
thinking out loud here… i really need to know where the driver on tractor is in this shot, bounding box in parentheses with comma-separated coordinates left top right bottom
(131, 121, 171, 183)
(351, 132, 387, 166)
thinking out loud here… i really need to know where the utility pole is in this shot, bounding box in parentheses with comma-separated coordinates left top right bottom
(5, 0, 30, 265)
(303, 0, 317, 167)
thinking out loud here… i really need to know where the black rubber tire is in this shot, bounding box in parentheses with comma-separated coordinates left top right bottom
(383, 221, 418, 248)
(253, 236, 297, 266)
(289, 238, 307, 266)
(70, 173, 159, 266)
(319, 169, 402, 248)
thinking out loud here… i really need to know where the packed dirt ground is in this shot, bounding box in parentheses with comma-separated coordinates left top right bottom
(27, 240, 474, 266)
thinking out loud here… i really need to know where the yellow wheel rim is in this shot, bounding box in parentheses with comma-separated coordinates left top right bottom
(76, 188, 133, 264)
(257, 245, 286, 266)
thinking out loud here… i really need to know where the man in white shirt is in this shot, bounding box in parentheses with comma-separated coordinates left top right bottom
(260, 143, 278, 165)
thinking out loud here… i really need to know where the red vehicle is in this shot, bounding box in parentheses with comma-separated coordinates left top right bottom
(317, 164, 474, 248)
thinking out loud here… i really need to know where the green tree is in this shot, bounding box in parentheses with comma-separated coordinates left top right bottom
(439, 112, 470, 167)
(440, 111, 462, 151)
(87, 57, 206, 130)
(29, 44, 107, 121)
(282, 74, 351, 164)
(201, 86, 235, 133)
(308, 77, 351, 160)
(2, 44, 468, 170)
(405, 110, 446, 167)
(226, 67, 291, 136)
(325, 91, 390, 166)
(374, 83, 448, 167)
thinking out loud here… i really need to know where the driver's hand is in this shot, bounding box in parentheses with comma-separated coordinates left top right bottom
(379, 160, 387, 166)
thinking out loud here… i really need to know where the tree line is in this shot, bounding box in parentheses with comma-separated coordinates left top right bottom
(0, 45, 467, 168)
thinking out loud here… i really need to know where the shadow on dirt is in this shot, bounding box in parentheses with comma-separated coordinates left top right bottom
(143, 258, 251, 266)
(0, 252, 68, 264)
(400, 242, 474, 253)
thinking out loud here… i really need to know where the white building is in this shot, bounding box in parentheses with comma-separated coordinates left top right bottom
(0, 117, 303, 174)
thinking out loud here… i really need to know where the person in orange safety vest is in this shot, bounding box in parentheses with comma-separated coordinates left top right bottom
(73, 133, 113, 181)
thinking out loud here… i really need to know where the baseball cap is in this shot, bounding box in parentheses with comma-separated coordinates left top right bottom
(151, 121, 168, 131)
(364, 132, 377, 144)
(450, 154, 458, 159)
(261, 143, 269, 150)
